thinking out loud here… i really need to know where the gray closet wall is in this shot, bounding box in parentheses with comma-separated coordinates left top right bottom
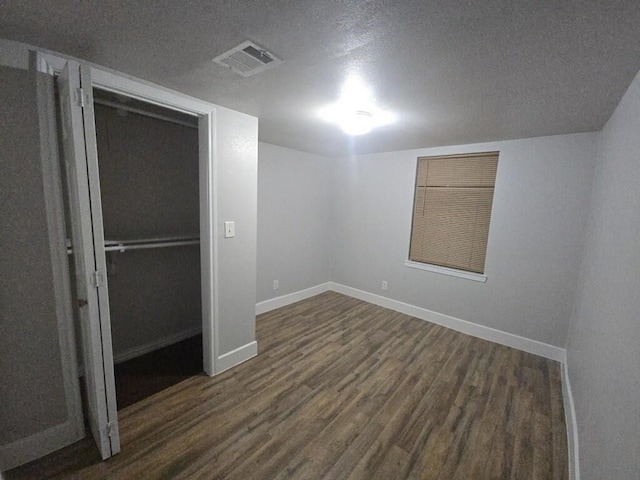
(93, 102, 201, 360)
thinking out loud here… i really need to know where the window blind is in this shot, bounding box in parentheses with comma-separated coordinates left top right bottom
(409, 152, 498, 274)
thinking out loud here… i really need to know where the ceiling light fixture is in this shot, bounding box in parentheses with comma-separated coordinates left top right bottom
(341, 110, 373, 136)
(318, 75, 396, 136)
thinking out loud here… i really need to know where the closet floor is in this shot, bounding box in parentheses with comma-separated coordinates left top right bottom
(114, 334, 203, 409)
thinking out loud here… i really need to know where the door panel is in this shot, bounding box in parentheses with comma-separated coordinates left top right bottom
(56, 60, 119, 459)
(79, 64, 121, 454)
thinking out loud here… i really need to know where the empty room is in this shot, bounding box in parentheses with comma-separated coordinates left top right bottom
(1, 2, 639, 479)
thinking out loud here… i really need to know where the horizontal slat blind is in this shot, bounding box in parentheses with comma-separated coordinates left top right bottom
(410, 152, 498, 274)
(416, 153, 498, 187)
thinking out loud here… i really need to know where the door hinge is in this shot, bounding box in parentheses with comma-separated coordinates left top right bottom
(75, 87, 86, 108)
(107, 421, 117, 438)
(91, 270, 104, 288)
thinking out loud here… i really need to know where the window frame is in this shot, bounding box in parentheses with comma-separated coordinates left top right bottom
(406, 151, 499, 281)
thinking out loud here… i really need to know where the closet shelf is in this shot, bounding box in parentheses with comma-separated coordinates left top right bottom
(66, 235, 200, 254)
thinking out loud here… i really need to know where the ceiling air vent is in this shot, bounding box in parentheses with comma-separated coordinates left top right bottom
(213, 41, 282, 77)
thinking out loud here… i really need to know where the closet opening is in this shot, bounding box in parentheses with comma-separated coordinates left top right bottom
(92, 89, 203, 410)
(53, 58, 216, 459)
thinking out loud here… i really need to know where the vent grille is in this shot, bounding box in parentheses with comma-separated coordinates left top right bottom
(213, 41, 282, 77)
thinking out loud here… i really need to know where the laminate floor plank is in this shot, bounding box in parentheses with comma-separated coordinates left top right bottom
(7, 291, 567, 479)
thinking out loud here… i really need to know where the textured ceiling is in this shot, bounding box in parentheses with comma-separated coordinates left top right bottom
(2, 0, 640, 157)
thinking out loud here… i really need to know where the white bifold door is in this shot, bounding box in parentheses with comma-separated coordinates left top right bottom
(57, 60, 120, 459)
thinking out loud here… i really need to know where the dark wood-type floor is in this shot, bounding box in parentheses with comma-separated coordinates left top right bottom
(8, 292, 568, 479)
(114, 334, 203, 409)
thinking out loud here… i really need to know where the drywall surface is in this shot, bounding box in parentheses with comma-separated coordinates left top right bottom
(331, 133, 596, 346)
(0, 67, 68, 444)
(567, 72, 640, 479)
(106, 247, 202, 360)
(257, 143, 332, 302)
(94, 104, 200, 238)
(215, 107, 258, 354)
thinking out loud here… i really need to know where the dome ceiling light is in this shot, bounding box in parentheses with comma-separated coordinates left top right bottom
(319, 75, 395, 136)
(341, 110, 373, 136)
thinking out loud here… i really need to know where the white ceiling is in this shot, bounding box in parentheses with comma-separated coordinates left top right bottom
(2, 1, 640, 157)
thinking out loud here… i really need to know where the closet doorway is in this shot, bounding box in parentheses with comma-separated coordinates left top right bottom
(92, 89, 203, 409)
(55, 58, 218, 461)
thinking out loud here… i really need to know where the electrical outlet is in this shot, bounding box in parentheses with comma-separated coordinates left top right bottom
(381, 280, 388, 291)
(273, 280, 279, 290)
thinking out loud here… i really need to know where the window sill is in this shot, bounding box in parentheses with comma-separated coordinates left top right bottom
(404, 261, 487, 283)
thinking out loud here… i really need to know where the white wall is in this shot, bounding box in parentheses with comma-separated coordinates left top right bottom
(566, 72, 640, 479)
(329, 134, 597, 347)
(257, 143, 332, 302)
(215, 106, 258, 355)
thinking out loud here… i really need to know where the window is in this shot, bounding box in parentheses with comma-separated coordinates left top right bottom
(408, 152, 499, 275)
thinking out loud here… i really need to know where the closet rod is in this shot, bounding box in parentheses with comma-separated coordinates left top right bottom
(94, 98, 198, 130)
(105, 239, 200, 253)
(66, 236, 200, 254)
(105, 235, 200, 245)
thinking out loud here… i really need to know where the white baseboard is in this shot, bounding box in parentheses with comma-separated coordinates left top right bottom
(328, 282, 566, 362)
(561, 360, 580, 480)
(254, 281, 574, 473)
(0, 419, 83, 471)
(216, 341, 258, 374)
(255, 281, 567, 362)
(113, 326, 203, 365)
(256, 282, 332, 315)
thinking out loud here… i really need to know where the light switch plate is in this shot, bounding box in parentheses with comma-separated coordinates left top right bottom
(224, 221, 235, 238)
